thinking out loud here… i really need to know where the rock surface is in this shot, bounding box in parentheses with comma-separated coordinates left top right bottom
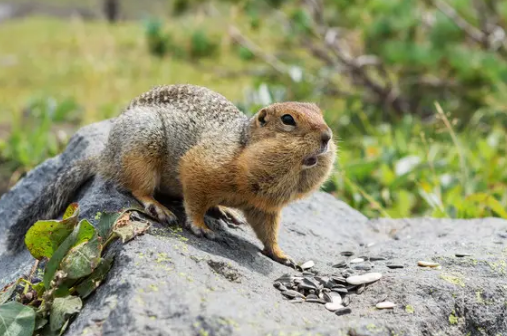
(1, 120, 507, 336)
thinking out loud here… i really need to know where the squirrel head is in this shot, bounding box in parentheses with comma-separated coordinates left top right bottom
(248, 102, 334, 168)
(240, 102, 336, 207)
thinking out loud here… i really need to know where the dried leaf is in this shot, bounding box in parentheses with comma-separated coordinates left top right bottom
(112, 216, 150, 243)
(60, 232, 101, 280)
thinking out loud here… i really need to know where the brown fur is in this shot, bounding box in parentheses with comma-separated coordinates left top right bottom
(8, 84, 336, 266)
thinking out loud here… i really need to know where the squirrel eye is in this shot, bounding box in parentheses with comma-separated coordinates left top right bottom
(281, 114, 296, 126)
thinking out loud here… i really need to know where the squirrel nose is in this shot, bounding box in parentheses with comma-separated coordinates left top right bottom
(321, 129, 331, 148)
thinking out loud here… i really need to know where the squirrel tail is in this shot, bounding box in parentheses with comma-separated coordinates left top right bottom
(6, 156, 98, 253)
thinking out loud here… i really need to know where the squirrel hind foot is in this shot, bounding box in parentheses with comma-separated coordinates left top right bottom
(206, 206, 246, 226)
(185, 218, 216, 240)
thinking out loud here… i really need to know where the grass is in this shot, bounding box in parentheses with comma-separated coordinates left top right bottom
(0, 13, 506, 219)
(0, 14, 280, 124)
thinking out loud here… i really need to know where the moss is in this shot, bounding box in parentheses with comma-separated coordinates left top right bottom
(155, 252, 171, 263)
(405, 305, 414, 314)
(440, 273, 465, 287)
(448, 313, 458, 325)
(475, 290, 494, 305)
(488, 260, 507, 275)
(217, 317, 239, 328)
(366, 324, 384, 332)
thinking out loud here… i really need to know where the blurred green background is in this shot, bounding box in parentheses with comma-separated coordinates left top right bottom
(0, 0, 506, 220)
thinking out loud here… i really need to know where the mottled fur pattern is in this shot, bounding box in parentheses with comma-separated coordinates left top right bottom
(7, 84, 336, 266)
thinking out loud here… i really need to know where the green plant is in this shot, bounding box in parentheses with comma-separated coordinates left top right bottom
(0, 97, 79, 174)
(189, 29, 219, 59)
(144, 18, 171, 58)
(0, 204, 149, 336)
(242, 82, 507, 219)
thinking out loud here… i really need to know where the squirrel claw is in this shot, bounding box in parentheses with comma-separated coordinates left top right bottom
(186, 220, 216, 240)
(262, 248, 297, 269)
(207, 206, 245, 227)
(146, 203, 177, 225)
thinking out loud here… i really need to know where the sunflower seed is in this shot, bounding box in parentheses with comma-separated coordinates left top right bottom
(289, 298, 304, 303)
(323, 291, 333, 303)
(330, 293, 342, 305)
(342, 295, 351, 307)
(331, 287, 348, 294)
(341, 251, 354, 257)
(350, 258, 365, 264)
(299, 260, 315, 270)
(417, 261, 440, 268)
(376, 301, 396, 309)
(353, 264, 372, 271)
(332, 261, 347, 268)
(370, 256, 387, 261)
(335, 307, 352, 316)
(455, 253, 471, 257)
(331, 276, 348, 284)
(325, 301, 344, 311)
(282, 290, 305, 299)
(386, 263, 404, 269)
(346, 272, 382, 285)
(306, 297, 326, 304)
(273, 282, 288, 291)
(298, 278, 319, 290)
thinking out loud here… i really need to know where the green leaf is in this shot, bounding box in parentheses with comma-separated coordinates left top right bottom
(0, 282, 18, 305)
(34, 316, 47, 331)
(49, 296, 82, 332)
(62, 203, 79, 220)
(75, 257, 113, 298)
(52, 285, 70, 298)
(24, 204, 80, 260)
(43, 220, 94, 289)
(96, 212, 121, 239)
(32, 283, 45, 299)
(466, 193, 507, 219)
(0, 302, 36, 336)
(60, 231, 101, 279)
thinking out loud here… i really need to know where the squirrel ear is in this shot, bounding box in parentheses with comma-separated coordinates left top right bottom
(257, 108, 268, 127)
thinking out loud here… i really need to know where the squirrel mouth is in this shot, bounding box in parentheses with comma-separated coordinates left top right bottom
(302, 145, 330, 169)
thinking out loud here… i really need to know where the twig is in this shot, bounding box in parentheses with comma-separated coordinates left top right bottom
(429, 0, 507, 56)
(431, 0, 486, 45)
(28, 260, 40, 282)
(302, 0, 412, 115)
(434, 102, 469, 193)
(228, 25, 291, 76)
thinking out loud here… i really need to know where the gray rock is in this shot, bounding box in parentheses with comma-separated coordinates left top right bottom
(1, 120, 507, 336)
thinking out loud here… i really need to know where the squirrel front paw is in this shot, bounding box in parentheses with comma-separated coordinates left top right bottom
(144, 201, 178, 225)
(262, 247, 296, 269)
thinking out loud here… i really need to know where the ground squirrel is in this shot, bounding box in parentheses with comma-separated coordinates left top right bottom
(8, 84, 336, 266)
